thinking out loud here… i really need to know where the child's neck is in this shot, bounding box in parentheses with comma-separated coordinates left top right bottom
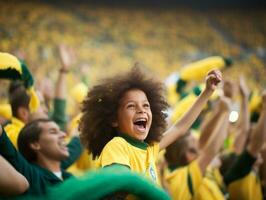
(117, 131, 148, 150)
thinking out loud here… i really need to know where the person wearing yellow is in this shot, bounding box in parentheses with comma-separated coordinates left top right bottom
(4, 82, 54, 148)
(223, 90, 266, 200)
(0, 51, 40, 148)
(164, 97, 230, 200)
(227, 169, 263, 200)
(1, 50, 83, 175)
(79, 65, 222, 198)
(0, 103, 12, 125)
(98, 133, 160, 183)
(2, 47, 70, 142)
(4, 84, 31, 148)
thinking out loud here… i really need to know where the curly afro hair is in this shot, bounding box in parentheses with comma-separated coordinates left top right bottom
(79, 66, 169, 159)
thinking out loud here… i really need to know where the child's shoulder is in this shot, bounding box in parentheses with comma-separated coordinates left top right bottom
(105, 136, 128, 146)
(101, 136, 130, 154)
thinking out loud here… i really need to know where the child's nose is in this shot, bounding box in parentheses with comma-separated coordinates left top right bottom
(136, 105, 145, 113)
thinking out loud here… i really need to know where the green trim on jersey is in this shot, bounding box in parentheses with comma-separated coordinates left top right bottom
(187, 170, 194, 196)
(119, 132, 148, 150)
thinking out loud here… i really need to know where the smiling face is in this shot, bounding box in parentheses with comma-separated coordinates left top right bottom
(113, 89, 152, 141)
(35, 121, 69, 161)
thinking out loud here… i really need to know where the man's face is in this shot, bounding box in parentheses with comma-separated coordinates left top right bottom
(36, 121, 69, 161)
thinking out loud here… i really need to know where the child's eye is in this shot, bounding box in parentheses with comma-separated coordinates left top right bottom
(143, 103, 150, 108)
(127, 104, 135, 108)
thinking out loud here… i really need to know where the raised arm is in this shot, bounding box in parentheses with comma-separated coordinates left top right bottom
(51, 44, 75, 130)
(0, 124, 47, 193)
(55, 44, 74, 99)
(160, 69, 222, 150)
(233, 76, 250, 154)
(197, 97, 230, 174)
(224, 91, 266, 185)
(246, 90, 266, 157)
(199, 100, 223, 149)
(0, 156, 29, 196)
(0, 125, 29, 196)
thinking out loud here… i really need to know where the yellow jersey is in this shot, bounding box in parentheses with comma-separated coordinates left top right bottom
(3, 117, 24, 148)
(165, 160, 225, 200)
(97, 135, 160, 184)
(228, 171, 262, 200)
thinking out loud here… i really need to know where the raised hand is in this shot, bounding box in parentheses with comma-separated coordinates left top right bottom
(58, 44, 75, 71)
(205, 69, 222, 91)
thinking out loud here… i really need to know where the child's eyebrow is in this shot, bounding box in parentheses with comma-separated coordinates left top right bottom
(123, 100, 135, 105)
(125, 99, 149, 103)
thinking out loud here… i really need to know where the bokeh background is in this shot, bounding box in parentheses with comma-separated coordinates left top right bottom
(0, 0, 265, 90)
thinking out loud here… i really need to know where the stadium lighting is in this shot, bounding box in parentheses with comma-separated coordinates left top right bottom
(229, 110, 239, 123)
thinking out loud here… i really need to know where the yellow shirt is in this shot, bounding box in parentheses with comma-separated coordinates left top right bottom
(165, 160, 225, 200)
(97, 136, 160, 184)
(228, 171, 263, 200)
(206, 168, 227, 196)
(0, 103, 12, 119)
(66, 114, 96, 176)
(3, 117, 24, 148)
(67, 151, 96, 176)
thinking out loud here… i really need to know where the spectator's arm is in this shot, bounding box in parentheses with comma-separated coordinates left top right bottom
(246, 90, 266, 157)
(233, 76, 250, 154)
(0, 125, 43, 190)
(0, 155, 29, 196)
(51, 44, 75, 130)
(224, 91, 266, 185)
(199, 100, 223, 150)
(198, 97, 230, 174)
(160, 70, 222, 150)
(55, 44, 73, 99)
(51, 98, 67, 130)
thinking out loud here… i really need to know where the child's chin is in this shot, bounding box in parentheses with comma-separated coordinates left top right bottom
(135, 133, 148, 141)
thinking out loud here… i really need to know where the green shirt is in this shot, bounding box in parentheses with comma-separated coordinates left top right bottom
(0, 129, 73, 197)
(49, 98, 67, 131)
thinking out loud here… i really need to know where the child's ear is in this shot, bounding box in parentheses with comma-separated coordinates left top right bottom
(30, 142, 41, 151)
(111, 121, 118, 127)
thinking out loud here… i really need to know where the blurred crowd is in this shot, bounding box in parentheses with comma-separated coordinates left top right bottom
(0, 1, 265, 87)
(0, 1, 266, 200)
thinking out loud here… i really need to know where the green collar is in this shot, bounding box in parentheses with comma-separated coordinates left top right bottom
(118, 132, 148, 150)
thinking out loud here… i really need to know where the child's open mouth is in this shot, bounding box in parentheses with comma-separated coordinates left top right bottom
(133, 118, 147, 132)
